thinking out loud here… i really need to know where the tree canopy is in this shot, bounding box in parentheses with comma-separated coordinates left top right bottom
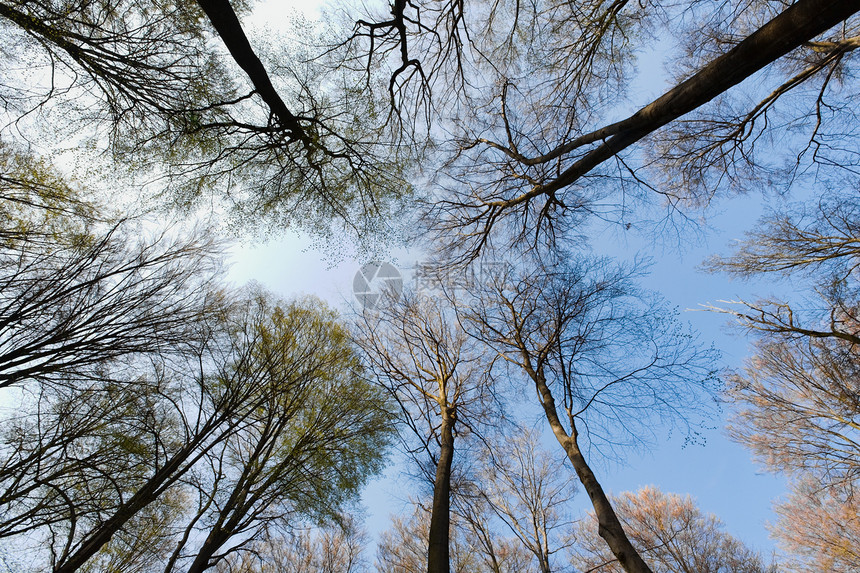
(0, 162, 391, 571)
(2, 0, 860, 572)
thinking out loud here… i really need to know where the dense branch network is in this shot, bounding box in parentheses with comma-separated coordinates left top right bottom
(426, 0, 860, 261)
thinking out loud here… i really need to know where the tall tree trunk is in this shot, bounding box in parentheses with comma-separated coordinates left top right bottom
(532, 373, 653, 573)
(427, 408, 456, 573)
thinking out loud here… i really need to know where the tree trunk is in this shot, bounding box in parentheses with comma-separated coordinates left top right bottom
(184, 527, 225, 573)
(195, 0, 307, 143)
(53, 458, 188, 573)
(537, 0, 860, 196)
(52, 420, 223, 573)
(427, 408, 456, 573)
(532, 374, 653, 573)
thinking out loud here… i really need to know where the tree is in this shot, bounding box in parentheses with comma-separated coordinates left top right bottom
(0, 141, 97, 246)
(463, 254, 719, 573)
(706, 193, 860, 485)
(725, 334, 860, 486)
(572, 486, 776, 573)
(355, 288, 497, 573)
(0, 0, 412, 241)
(452, 493, 542, 573)
(0, 144, 221, 391)
(0, 288, 391, 573)
(0, 10, 400, 569)
(377, 428, 578, 573)
(5, 0, 859, 249)
(376, 502, 530, 573)
(705, 192, 860, 569)
(374, 0, 860, 260)
(0, 370, 190, 565)
(6, 0, 860, 567)
(770, 478, 860, 573)
(78, 487, 188, 573)
(321, 0, 852, 260)
(165, 294, 391, 573)
(457, 429, 579, 573)
(0, 147, 221, 565)
(214, 517, 370, 573)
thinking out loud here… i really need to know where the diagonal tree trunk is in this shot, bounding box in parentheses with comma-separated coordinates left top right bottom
(504, 0, 860, 203)
(529, 366, 653, 573)
(52, 428, 221, 573)
(195, 0, 308, 143)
